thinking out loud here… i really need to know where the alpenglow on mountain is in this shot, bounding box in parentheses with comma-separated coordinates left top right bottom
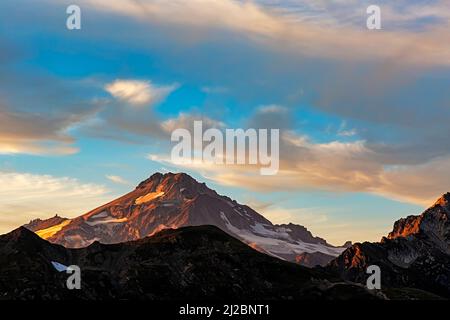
(24, 172, 347, 265)
(328, 193, 450, 298)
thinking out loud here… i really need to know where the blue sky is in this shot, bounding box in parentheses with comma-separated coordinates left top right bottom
(1, 0, 450, 244)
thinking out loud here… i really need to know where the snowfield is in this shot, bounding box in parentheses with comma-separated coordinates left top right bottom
(85, 217, 128, 226)
(35, 220, 71, 239)
(219, 212, 344, 258)
(135, 191, 165, 204)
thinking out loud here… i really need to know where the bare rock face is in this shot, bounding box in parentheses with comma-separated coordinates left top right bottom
(328, 193, 450, 299)
(275, 223, 330, 246)
(24, 172, 345, 264)
(341, 241, 353, 248)
(24, 215, 68, 232)
(389, 193, 450, 254)
(295, 251, 336, 268)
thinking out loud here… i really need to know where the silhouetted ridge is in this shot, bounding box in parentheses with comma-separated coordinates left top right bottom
(1, 226, 43, 242)
(0, 224, 379, 300)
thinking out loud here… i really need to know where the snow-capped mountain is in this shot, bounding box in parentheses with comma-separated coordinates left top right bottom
(24, 172, 346, 264)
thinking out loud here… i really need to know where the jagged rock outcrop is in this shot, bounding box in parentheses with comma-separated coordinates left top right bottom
(296, 251, 336, 268)
(328, 193, 450, 299)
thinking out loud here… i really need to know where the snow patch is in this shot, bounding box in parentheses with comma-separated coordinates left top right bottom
(51, 261, 68, 272)
(35, 220, 71, 239)
(251, 223, 290, 240)
(219, 212, 344, 257)
(64, 235, 100, 247)
(85, 217, 128, 226)
(162, 203, 175, 207)
(275, 227, 292, 233)
(135, 191, 165, 204)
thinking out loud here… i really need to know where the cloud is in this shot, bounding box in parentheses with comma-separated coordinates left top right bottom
(0, 171, 113, 234)
(161, 112, 226, 133)
(148, 121, 450, 207)
(105, 79, 177, 106)
(260, 205, 329, 226)
(0, 51, 103, 156)
(19, 1, 449, 168)
(75, 0, 450, 67)
(0, 105, 98, 155)
(79, 79, 181, 142)
(106, 175, 130, 185)
(248, 104, 293, 130)
(337, 121, 357, 137)
(257, 105, 288, 114)
(57, 1, 450, 163)
(371, 155, 450, 206)
(3, 0, 450, 209)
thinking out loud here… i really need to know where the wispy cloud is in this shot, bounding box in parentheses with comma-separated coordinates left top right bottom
(105, 79, 177, 106)
(0, 104, 97, 155)
(261, 206, 329, 226)
(106, 175, 130, 185)
(148, 119, 450, 207)
(337, 121, 357, 137)
(76, 0, 450, 67)
(161, 112, 226, 133)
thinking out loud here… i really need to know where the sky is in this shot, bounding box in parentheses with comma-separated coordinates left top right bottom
(1, 0, 450, 244)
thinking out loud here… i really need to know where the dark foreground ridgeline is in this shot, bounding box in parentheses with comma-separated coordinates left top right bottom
(0, 225, 377, 300)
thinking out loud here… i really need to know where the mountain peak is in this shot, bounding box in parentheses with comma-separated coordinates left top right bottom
(135, 172, 164, 189)
(388, 192, 450, 253)
(136, 172, 200, 188)
(433, 192, 450, 209)
(134, 172, 215, 201)
(162, 172, 202, 186)
(329, 193, 450, 298)
(2, 226, 44, 243)
(23, 171, 344, 265)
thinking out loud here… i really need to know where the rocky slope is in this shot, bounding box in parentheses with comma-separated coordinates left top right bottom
(0, 225, 378, 300)
(296, 251, 336, 268)
(328, 193, 450, 298)
(24, 172, 346, 265)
